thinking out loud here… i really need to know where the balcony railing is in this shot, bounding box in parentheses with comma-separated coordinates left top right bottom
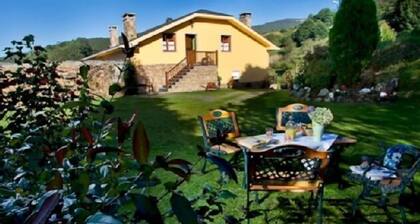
(187, 50, 218, 66)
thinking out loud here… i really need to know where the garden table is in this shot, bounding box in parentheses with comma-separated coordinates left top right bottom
(236, 133, 357, 186)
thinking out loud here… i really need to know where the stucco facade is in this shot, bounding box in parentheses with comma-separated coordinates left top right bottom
(84, 10, 278, 91)
(130, 18, 271, 84)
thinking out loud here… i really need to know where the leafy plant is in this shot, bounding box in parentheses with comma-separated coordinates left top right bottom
(0, 36, 241, 224)
(302, 45, 333, 91)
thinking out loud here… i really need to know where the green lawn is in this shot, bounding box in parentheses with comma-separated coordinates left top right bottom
(112, 89, 420, 223)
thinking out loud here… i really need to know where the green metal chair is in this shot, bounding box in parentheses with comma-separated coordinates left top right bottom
(198, 109, 241, 172)
(243, 145, 329, 224)
(349, 144, 419, 224)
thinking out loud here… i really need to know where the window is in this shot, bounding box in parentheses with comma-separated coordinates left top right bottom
(221, 35, 231, 52)
(162, 33, 176, 51)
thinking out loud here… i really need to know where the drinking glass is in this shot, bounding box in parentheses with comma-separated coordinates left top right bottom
(265, 127, 273, 143)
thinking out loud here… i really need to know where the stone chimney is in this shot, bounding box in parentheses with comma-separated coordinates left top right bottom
(123, 13, 137, 41)
(239, 12, 252, 27)
(109, 26, 119, 48)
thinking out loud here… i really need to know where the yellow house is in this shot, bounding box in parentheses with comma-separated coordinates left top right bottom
(84, 10, 279, 93)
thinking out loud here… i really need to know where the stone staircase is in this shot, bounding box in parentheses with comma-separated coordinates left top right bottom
(159, 65, 218, 93)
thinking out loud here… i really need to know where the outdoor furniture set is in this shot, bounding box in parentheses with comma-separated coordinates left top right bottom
(198, 104, 418, 224)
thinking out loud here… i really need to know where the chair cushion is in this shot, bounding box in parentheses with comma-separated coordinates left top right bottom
(210, 143, 240, 154)
(350, 165, 397, 181)
(249, 179, 322, 192)
(383, 144, 407, 170)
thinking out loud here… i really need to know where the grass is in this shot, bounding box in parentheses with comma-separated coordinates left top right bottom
(110, 89, 420, 223)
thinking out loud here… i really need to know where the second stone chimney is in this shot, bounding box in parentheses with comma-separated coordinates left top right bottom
(109, 26, 119, 48)
(123, 13, 137, 41)
(239, 12, 252, 27)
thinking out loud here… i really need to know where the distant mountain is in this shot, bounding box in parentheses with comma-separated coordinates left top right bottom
(45, 37, 109, 61)
(253, 18, 303, 34)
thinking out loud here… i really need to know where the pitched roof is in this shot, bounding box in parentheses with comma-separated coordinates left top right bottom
(83, 10, 278, 60)
(138, 10, 233, 38)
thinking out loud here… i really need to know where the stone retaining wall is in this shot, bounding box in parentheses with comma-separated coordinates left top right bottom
(1, 60, 217, 96)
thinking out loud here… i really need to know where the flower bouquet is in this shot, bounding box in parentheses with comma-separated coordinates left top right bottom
(308, 107, 333, 141)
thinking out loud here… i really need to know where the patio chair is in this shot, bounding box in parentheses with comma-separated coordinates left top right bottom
(348, 144, 419, 224)
(198, 109, 241, 172)
(243, 145, 329, 224)
(275, 103, 312, 131)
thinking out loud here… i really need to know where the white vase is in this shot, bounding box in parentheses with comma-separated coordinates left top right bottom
(312, 122, 324, 142)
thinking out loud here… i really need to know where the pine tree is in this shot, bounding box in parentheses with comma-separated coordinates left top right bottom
(329, 0, 380, 85)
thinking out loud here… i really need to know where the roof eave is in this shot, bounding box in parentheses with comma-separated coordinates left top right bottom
(82, 46, 124, 61)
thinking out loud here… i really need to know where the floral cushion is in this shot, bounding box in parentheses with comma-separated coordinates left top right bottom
(383, 144, 408, 170)
(350, 165, 397, 181)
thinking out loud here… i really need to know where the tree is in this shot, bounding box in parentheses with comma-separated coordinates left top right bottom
(292, 8, 334, 46)
(313, 8, 335, 26)
(384, 0, 420, 32)
(292, 18, 329, 46)
(329, 0, 380, 85)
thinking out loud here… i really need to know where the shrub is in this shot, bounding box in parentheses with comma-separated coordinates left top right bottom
(302, 46, 333, 91)
(379, 20, 397, 45)
(384, 0, 420, 32)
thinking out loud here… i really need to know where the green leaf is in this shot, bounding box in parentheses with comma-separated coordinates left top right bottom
(70, 170, 89, 197)
(79, 64, 90, 79)
(207, 154, 238, 183)
(170, 192, 198, 224)
(132, 121, 150, 165)
(133, 194, 163, 223)
(100, 100, 114, 114)
(218, 190, 237, 199)
(109, 83, 123, 96)
(85, 212, 122, 224)
(46, 172, 63, 190)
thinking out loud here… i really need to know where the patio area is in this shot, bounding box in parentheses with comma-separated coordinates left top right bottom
(110, 89, 420, 223)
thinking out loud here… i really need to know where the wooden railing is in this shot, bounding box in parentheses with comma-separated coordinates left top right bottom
(188, 50, 218, 66)
(165, 51, 218, 89)
(165, 58, 187, 89)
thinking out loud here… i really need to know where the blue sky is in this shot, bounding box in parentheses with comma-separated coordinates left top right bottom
(0, 0, 336, 50)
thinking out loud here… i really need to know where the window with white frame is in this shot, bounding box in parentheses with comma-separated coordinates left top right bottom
(162, 33, 176, 51)
(221, 35, 231, 52)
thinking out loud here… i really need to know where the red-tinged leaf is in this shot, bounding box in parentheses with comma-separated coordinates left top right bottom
(87, 146, 121, 162)
(117, 113, 137, 145)
(41, 145, 51, 154)
(71, 128, 78, 144)
(81, 127, 94, 145)
(24, 191, 61, 224)
(55, 146, 68, 166)
(167, 159, 193, 178)
(117, 118, 129, 145)
(132, 121, 150, 164)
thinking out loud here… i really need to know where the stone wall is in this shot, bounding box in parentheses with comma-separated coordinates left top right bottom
(57, 60, 124, 97)
(1, 61, 124, 97)
(135, 64, 177, 92)
(1, 60, 217, 96)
